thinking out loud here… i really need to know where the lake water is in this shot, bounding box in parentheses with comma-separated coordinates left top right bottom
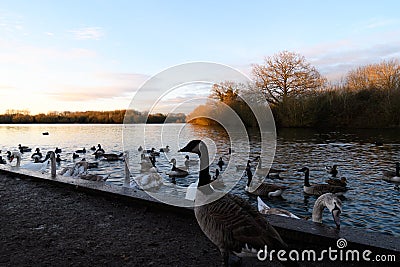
(0, 124, 399, 237)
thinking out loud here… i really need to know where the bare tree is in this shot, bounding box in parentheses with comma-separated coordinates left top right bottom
(345, 59, 400, 91)
(210, 81, 240, 104)
(252, 51, 326, 105)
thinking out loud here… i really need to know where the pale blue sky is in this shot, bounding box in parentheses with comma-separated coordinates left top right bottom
(1, 1, 399, 114)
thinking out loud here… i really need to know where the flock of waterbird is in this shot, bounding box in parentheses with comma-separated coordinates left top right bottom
(1, 139, 399, 266)
(0, 144, 125, 181)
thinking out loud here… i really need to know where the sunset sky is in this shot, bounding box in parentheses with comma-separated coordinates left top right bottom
(1, 1, 399, 114)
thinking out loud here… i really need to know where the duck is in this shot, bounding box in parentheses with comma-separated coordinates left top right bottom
(179, 140, 287, 265)
(0, 155, 6, 164)
(298, 167, 347, 196)
(326, 177, 347, 187)
(244, 166, 288, 197)
(133, 169, 163, 190)
(55, 147, 62, 154)
(90, 146, 96, 151)
(138, 145, 143, 152)
(159, 145, 170, 153)
(257, 197, 299, 219)
(31, 148, 43, 160)
(75, 148, 86, 153)
(18, 144, 31, 153)
(217, 157, 224, 171)
(6, 151, 11, 160)
(42, 132, 49, 135)
(72, 153, 80, 159)
(101, 152, 123, 161)
(257, 193, 342, 229)
(325, 165, 339, 177)
(166, 158, 189, 177)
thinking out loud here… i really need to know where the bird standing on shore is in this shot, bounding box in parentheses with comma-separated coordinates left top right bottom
(179, 140, 287, 266)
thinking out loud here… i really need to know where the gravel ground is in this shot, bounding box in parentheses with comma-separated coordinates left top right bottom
(0, 173, 223, 267)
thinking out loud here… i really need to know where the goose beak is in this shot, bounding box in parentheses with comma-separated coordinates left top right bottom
(332, 209, 341, 229)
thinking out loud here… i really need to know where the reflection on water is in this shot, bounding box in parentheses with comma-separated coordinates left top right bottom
(0, 124, 399, 236)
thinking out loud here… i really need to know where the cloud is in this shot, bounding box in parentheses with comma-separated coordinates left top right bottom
(69, 27, 105, 40)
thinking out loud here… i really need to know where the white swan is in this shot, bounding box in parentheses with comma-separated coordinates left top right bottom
(59, 160, 88, 177)
(257, 197, 299, 219)
(10, 151, 49, 173)
(257, 193, 342, 229)
(133, 169, 163, 190)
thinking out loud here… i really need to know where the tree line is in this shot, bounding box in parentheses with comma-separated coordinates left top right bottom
(188, 51, 400, 128)
(0, 110, 186, 124)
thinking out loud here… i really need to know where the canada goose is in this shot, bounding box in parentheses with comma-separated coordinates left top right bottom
(257, 197, 299, 219)
(245, 166, 287, 197)
(18, 144, 31, 153)
(254, 156, 285, 180)
(150, 148, 160, 157)
(217, 157, 224, 171)
(56, 154, 62, 163)
(235, 160, 251, 171)
(298, 167, 347, 196)
(326, 177, 347, 187)
(179, 140, 287, 266)
(72, 153, 80, 159)
(87, 162, 99, 169)
(166, 158, 189, 177)
(75, 148, 86, 153)
(133, 169, 163, 190)
(325, 165, 338, 177)
(258, 193, 342, 229)
(382, 162, 400, 183)
(93, 144, 105, 156)
(184, 155, 198, 166)
(90, 146, 96, 151)
(31, 148, 43, 160)
(55, 147, 62, 154)
(0, 156, 5, 164)
(159, 145, 170, 152)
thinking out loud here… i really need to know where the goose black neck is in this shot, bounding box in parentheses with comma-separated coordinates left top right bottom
(304, 169, 310, 187)
(396, 163, 400, 176)
(246, 168, 253, 187)
(198, 151, 211, 187)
